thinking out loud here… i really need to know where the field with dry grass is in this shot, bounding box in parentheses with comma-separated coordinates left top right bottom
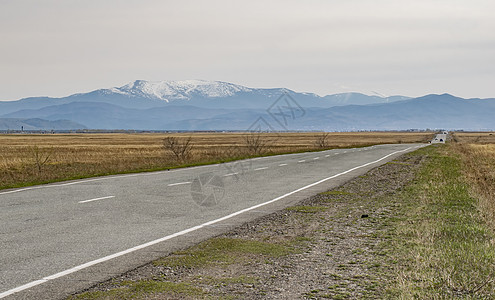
(451, 132, 495, 228)
(0, 132, 433, 190)
(451, 131, 495, 144)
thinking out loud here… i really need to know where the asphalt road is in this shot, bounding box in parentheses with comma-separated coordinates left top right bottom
(0, 143, 425, 299)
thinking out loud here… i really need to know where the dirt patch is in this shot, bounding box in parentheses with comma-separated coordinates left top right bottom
(71, 152, 426, 299)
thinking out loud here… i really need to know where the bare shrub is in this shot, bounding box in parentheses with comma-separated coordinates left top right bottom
(163, 136, 193, 163)
(31, 146, 52, 175)
(245, 133, 269, 156)
(314, 133, 329, 148)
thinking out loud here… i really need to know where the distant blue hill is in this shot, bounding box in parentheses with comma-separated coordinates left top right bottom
(0, 81, 493, 131)
(0, 118, 86, 131)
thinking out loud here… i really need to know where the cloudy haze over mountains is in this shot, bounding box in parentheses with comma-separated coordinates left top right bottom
(1, 1, 494, 101)
(0, 80, 494, 131)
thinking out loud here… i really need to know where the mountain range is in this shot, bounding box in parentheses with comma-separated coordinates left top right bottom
(0, 80, 493, 131)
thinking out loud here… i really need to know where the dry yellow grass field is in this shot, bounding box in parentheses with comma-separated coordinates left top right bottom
(451, 131, 495, 144)
(451, 132, 495, 228)
(0, 132, 434, 190)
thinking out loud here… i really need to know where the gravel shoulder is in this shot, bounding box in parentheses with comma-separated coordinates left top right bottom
(70, 151, 426, 299)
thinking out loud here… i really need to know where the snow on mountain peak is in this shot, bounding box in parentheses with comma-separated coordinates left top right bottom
(112, 80, 253, 101)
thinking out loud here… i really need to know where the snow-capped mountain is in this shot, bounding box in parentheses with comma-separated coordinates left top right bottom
(0, 80, 410, 114)
(108, 80, 254, 101)
(11, 80, 484, 131)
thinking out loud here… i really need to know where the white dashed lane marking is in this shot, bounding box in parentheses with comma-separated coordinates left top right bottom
(167, 182, 192, 187)
(78, 196, 115, 204)
(223, 173, 239, 177)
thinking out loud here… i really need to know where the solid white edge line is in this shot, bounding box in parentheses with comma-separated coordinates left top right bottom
(167, 182, 192, 187)
(78, 196, 115, 204)
(0, 280, 46, 298)
(0, 145, 419, 299)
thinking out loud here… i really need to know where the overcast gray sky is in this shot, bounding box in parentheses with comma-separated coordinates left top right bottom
(1, 0, 494, 100)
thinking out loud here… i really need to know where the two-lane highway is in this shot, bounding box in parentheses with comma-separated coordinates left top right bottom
(0, 143, 425, 299)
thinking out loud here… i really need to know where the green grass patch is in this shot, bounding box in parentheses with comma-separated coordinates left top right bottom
(286, 205, 328, 213)
(154, 237, 295, 269)
(68, 280, 204, 299)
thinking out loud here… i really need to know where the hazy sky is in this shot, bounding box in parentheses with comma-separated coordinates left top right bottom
(1, 0, 494, 100)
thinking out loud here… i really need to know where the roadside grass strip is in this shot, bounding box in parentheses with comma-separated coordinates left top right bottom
(385, 145, 495, 298)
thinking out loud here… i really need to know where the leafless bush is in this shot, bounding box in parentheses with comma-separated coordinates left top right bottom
(31, 146, 52, 175)
(245, 133, 269, 156)
(163, 136, 193, 163)
(314, 133, 329, 148)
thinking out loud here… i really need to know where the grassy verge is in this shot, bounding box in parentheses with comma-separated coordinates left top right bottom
(153, 237, 298, 269)
(68, 280, 205, 300)
(381, 145, 495, 298)
(452, 143, 495, 229)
